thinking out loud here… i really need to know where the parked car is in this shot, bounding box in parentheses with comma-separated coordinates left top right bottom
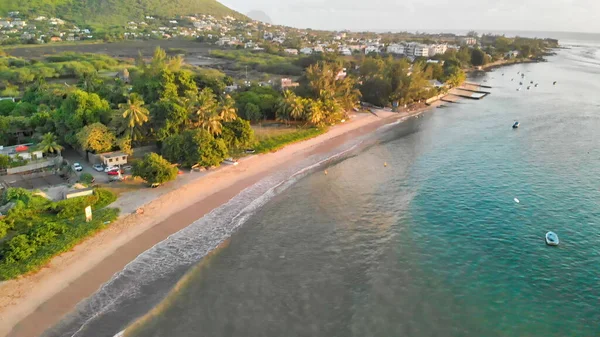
(107, 170, 123, 176)
(122, 165, 132, 171)
(73, 163, 83, 172)
(93, 164, 104, 172)
(104, 165, 119, 173)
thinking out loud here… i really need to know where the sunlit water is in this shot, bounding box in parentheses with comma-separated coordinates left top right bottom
(45, 41, 600, 337)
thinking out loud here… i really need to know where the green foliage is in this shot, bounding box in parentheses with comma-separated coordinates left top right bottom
(0, 188, 119, 279)
(163, 129, 228, 167)
(210, 50, 303, 76)
(0, 154, 9, 169)
(79, 172, 95, 185)
(360, 78, 392, 107)
(38, 132, 63, 155)
(254, 127, 326, 153)
(470, 49, 488, 66)
(0, 0, 247, 27)
(234, 85, 280, 121)
(131, 153, 178, 185)
(220, 118, 255, 150)
(0, 99, 15, 116)
(76, 122, 116, 153)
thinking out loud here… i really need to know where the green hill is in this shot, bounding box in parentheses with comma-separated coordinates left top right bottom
(0, 0, 247, 26)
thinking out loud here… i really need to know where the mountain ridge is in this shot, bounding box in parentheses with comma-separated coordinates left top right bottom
(0, 0, 248, 27)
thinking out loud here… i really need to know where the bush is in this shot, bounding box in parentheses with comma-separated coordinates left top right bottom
(79, 173, 95, 185)
(221, 118, 255, 150)
(132, 153, 178, 185)
(0, 188, 119, 279)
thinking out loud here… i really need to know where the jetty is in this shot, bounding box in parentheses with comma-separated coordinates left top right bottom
(448, 83, 491, 100)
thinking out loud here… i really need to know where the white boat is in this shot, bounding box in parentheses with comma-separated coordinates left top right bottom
(545, 232, 559, 246)
(222, 158, 239, 166)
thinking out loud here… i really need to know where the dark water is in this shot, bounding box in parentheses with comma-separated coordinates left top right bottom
(118, 43, 600, 336)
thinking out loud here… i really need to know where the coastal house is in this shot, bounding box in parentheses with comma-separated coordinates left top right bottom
(406, 44, 429, 57)
(460, 37, 477, 45)
(339, 48, 352, 56)
(387, 44, 405, 55)
(284, 48, 299, 55)
(300, 47, 313, 55)
(428, 44, 448, 56)
(0, 144, 43, 161)
(505, 50, 520, 59)
(365, 45, 380, 54)
(116, 69, 130, 83)
(281, 78, 299, 90)
(99, 151, 128, 167)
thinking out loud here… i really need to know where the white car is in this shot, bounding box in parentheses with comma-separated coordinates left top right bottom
(104, 165, 119, 173)
(73, 163, 83, 172)
(93, 164, 104, 172)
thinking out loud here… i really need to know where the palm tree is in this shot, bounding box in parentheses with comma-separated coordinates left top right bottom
(39, 133, 63, 156)
(190, 88, 223, 135)
(216, 95, 238, 122)
(120, 93, 149, 142)
(307, 100, 325, 126)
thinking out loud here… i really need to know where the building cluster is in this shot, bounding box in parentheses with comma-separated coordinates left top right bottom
(0, 13, 92, 44)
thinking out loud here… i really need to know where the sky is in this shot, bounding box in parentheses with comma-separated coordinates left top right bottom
(220, 0, 600, 34)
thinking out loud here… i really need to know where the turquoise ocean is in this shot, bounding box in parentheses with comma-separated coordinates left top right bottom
(44, 34, 600, 337)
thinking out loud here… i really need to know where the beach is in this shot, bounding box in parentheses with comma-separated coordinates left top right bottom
(0, 106, 435, 337)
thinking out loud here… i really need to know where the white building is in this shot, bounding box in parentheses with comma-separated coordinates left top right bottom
(284, 48, 299, 55)
(460, 37, 477, 45)
(339, 48, 352, 56)
(216, 37, 231, 46)
(365, 45, 380, 54)
(404, 43, 427, 57)
(300, 47, 313, 55)
(387, 43, 405, 55)
(428, 44, 448, 56)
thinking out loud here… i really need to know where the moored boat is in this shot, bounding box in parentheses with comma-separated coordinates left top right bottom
(545, 232, 559, 246)
(512, 121, 520, 128)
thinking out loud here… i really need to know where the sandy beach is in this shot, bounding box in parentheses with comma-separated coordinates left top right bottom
(0, 107, 435, 337)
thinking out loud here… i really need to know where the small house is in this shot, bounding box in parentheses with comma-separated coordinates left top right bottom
(99, 151, 128, 167)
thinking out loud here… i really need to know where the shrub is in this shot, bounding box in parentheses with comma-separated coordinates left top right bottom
(132, 153, 178, 185)
(79, 173, 95, 185)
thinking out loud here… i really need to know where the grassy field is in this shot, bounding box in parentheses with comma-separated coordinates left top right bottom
(253, 124, 326, 153)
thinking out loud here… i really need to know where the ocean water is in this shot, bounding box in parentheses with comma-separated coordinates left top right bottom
(45, 40, 600, 337)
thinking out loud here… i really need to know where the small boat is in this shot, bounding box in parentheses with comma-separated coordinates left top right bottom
(530, 81, 534, 84)
(512, 121, 520, 128)
(527, 86, 531, 90)
(222, 158, 239, 166)
(517, 71, 520, 74)
(545, 232, 559, 246)
(517, 87, 521, 91)
(519, 82, 523, 85)
(535, 83, 539, 87)
(553, 81, 557, 85)
(511, 78, 514, 81)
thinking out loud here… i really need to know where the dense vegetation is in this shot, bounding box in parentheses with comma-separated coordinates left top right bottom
(0, 188, 119, 279)
(0, 0, 247, 27)
(132, 153, 178, 185)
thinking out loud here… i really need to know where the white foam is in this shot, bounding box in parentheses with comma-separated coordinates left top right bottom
(53, 137, 367, 337)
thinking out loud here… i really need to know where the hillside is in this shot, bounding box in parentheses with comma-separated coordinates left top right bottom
(247, 10, 272, 24)
(0, 0, 247, 26)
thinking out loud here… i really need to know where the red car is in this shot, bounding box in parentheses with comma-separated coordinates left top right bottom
(107, 169, 124, 176)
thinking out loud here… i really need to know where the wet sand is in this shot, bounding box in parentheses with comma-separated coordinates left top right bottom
(0, 109, 433, 337)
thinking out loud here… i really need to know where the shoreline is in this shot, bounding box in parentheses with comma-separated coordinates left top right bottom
(0, 105, 436, 337)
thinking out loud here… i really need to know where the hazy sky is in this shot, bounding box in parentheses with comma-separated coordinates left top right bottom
(221, 0, 599, 33)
